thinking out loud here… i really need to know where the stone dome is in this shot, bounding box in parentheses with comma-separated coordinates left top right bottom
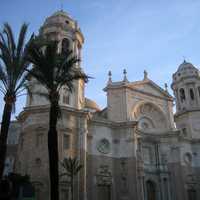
(39, 10, 83, 40)
(178, 60, 197, 71)
(43, 10, 75, 27)
(85, 98, 100, 111)
(172, 60, 200, 83)
(39, 10, 84, 48)
(51, 10, 72, 18)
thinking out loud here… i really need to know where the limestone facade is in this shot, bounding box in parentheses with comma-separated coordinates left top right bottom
(4, 10, 200, 200)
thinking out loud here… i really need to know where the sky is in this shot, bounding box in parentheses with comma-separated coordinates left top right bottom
(1, 0, 200, 119)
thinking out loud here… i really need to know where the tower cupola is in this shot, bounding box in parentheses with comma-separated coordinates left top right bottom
(26, 10, 85, 109)
(39, 10, 84, 60)
(171, 60, 200, 113)
(171, 60, 200, 138)
(172, 60, 199, 83)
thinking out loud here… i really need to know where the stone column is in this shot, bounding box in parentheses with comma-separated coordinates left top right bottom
(78, 114, 88, 200)
(136, 136, 145, 200)
(175, 89, 180, 111)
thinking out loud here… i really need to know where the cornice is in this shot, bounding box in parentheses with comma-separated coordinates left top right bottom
(105, 83, 173, 102)
(138, 129, 200, 144)
(89, 118, 138, 129)
(178, 136, 200, 144)
(17, 105, 89, 122)
(171, 75, 200, 87)
(174, 108, 200, 118)
(137, 129, 180, 139)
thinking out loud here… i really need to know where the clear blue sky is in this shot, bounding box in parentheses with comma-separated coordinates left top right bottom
(1, 0, 200, 119)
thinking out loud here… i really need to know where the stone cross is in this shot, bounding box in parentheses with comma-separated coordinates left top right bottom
(123, 69, 128, 82)
(60, 0, 64, 11)
(108, 70, 112, 84)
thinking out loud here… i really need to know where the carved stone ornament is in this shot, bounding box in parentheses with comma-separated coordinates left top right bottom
(96, 165, 112, 186)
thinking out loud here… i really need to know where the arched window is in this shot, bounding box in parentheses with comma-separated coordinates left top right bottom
(182, 128, 187, 136)
(62, 87, 70, 105)
(36, 133, 43, 147)
(179, 88, 186, 102)
(63, 95, 69, 104)
(62, 38, 70, 53)
(198, 87, 200, 97)
(146, 180, 156, 200)
(163, 178, 169, 200)
(190, 89, 195, 100)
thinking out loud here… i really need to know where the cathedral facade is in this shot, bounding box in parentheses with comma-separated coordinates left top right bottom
(4, 11, 200, 200)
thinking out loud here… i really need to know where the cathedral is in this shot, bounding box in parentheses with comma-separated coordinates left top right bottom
(4, 10, 200, 200)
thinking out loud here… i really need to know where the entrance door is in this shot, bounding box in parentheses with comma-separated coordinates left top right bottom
(146, 180, 156, 200)
(98, 185, 111, 200)
(188, 189, 196, 200)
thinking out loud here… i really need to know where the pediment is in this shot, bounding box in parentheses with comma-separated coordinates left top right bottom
(129, 79, 173, 100)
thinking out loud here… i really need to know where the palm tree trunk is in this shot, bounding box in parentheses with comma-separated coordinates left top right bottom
(0, 102, 13, 181)
(48, 100, 59, 200)
(71, 175, 74, 200)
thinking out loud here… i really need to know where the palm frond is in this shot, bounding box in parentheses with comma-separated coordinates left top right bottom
(3, 23, 16, 58)
(0, 85, 6, 95)
(61, 157, 83, 177)
(27, 37, 89, 92)
(0, 23, 33, 106)
(14, 69, 29, 94)
(75, 165, 83, 174)
(0, 64, 8, 91)
(16, 23, 28, 58)
(0, 37, 12, 70)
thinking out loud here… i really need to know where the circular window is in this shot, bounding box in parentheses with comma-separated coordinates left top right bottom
(97, 138, 110, 154)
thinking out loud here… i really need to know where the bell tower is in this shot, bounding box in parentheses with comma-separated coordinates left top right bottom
(171, 60, 200, 138)
(26, 10, 85, 109)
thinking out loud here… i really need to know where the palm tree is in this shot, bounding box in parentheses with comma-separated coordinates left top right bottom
(0, 23, 32, 181)
(27, 37, 88, 200)
(60, 157, 83, 200)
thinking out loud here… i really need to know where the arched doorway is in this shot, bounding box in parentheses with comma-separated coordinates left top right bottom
(96, 165, 112, 200)
(187, 188, 196, 200)
(146, 180, 156, 200)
